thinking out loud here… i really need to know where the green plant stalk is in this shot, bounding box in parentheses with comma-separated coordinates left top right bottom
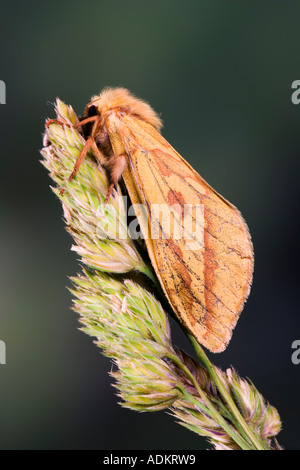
(168, 352, 253, 450)
(186, 332, 267, 450)
(136, 262, 159, 287)
(140, 260, 265, 449)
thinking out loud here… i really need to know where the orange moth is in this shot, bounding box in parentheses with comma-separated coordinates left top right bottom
(48, 88, 254, 353)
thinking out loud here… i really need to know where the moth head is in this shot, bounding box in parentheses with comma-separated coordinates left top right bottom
(86, 87, 163, 131)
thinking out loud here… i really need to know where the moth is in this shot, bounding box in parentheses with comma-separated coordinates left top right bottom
(47, 88, 254, 353)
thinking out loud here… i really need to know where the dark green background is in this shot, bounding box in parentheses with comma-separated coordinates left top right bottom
(0, 0, 299, 450)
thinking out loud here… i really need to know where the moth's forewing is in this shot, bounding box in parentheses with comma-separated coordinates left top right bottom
(106, 114, 254, 353)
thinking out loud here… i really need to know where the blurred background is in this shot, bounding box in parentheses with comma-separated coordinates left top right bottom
(0, 0, 299, 450)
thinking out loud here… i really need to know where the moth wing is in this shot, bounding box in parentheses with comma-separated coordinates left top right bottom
(118, 115, 254, 353)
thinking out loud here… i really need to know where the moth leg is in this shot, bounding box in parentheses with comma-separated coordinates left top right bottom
(59, 136, 94, 194)
(90, 139, 108, 167)
(104, 154, 127, 204)
(104, 184, 116, 204)
(46, 118, 70, 128)
(47, 115, 98, 129)
(111, 154, 127, 185)
(74, 116, 99, 128)
(75, 116, 108, 167)
(68, 136, 94, 182)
